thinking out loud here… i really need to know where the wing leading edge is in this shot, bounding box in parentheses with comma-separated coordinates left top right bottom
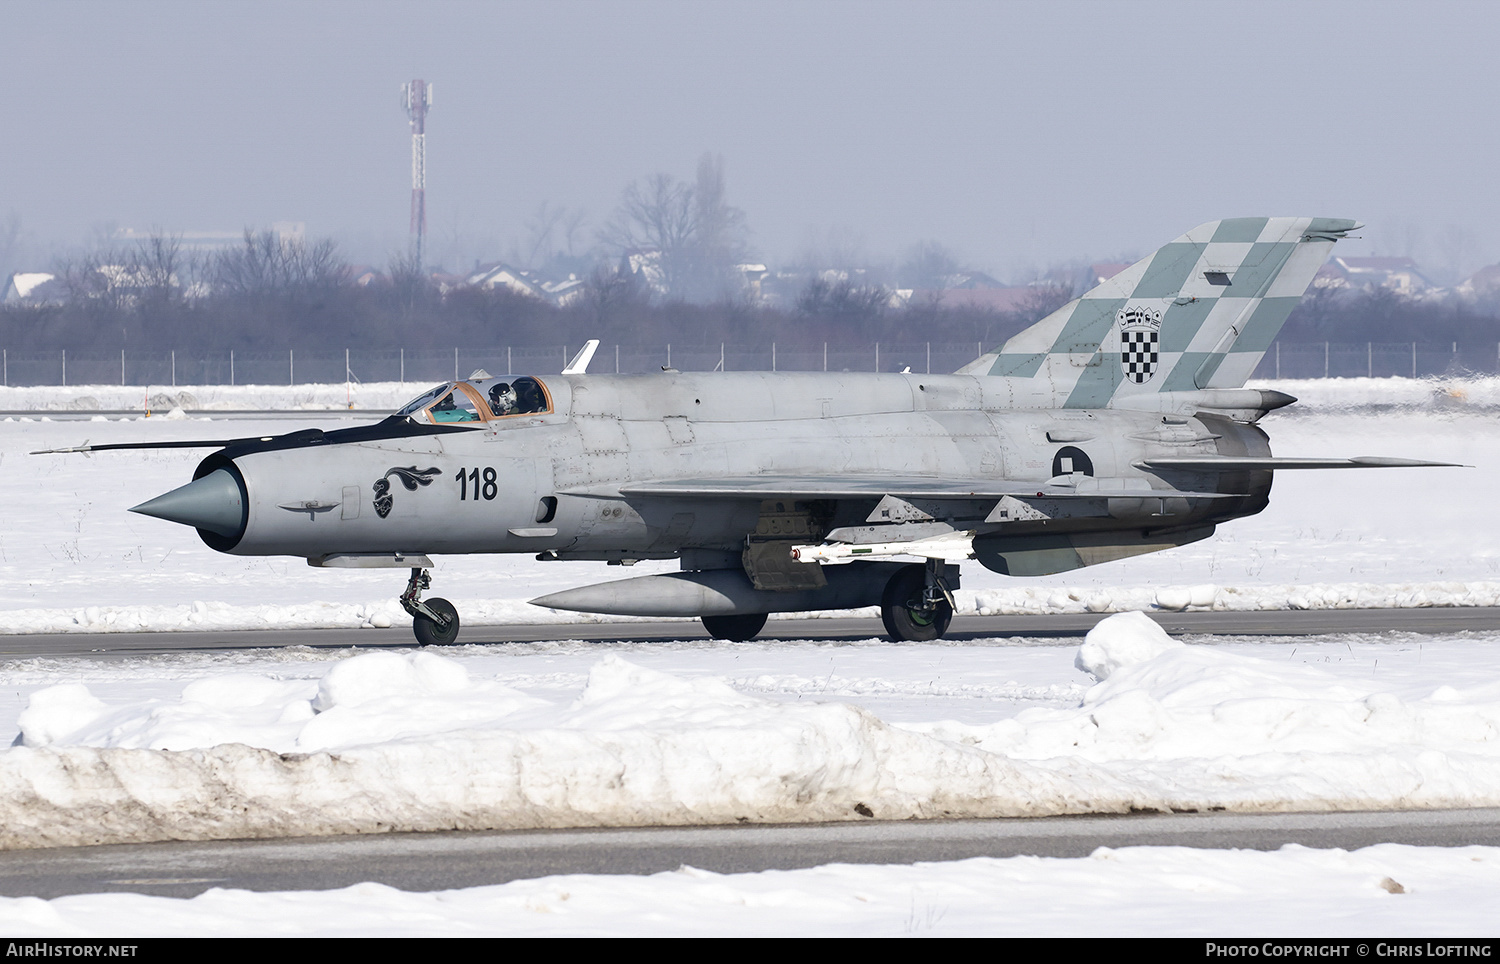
(580, 476, 1237, 500)
(1137, 456, 1464, 470)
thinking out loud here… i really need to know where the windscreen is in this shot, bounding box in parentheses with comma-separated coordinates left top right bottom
(395, 384, 452, 417)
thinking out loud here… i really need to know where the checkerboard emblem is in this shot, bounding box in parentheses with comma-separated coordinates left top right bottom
(1117, 305, 1162, 384)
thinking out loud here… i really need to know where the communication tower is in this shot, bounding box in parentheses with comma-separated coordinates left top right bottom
(401, 79, 432, 267)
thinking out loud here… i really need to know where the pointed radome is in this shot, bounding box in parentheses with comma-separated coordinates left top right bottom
(129, 469, 245, 538)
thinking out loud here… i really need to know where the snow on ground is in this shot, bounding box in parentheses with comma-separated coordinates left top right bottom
(0, 616, 1498, 851)
(1, 372, 1497, 414)
(0, 381, 420, 414)
(0, 375, 1496, 634)
(3, 844, 1498, 937)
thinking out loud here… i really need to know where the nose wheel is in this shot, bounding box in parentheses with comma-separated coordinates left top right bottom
(401, 567, 461, 646)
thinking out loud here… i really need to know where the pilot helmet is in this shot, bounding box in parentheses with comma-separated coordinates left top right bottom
(489, 382, 516, 411)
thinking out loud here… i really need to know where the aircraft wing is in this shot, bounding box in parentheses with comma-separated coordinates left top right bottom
(1137, 456, 1464, 470)
(574, 475, 1237, 500)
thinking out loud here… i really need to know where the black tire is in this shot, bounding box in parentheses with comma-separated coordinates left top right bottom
(880, 565, 952, 642)
(413, 597, 461, 646)
(702, 612, 768, 641)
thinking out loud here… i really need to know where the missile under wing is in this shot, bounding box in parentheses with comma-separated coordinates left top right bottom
(54, 218, 1460, 645)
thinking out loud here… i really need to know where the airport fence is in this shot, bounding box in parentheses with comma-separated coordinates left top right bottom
(0, 341, 1496, 388)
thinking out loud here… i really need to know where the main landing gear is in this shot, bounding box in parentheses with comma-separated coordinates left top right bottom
(401, 567, 460, 646)
(880, 560, 955, 642)
(694, 560, 957, 643)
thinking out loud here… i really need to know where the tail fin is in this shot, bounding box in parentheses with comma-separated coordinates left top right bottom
(957, 217, 1357, 406)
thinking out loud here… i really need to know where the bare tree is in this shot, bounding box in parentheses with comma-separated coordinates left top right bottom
(129, 230, 190, 312)
(287, 236, 347, 292)
(796, 276, 890, 321)
(1010, 283, 1074, 326)
(600, 153, 750, 302)
(559, 207, 589, 259)
(579, 262, 648, 324)
(898, 240, 963, 290)
(519, 201, 590, 270)
(1435, 224, 1482, 287)
(213, 229, 348, 296)
(682, 153, 750, 300)
(213, 230, 281, 296)
(790, 225, 870, 275)
(599, 173, 695, 293)
(0, 212, 23, 282)
(53, 249, 129, 311)
(386, 248, 437, 318)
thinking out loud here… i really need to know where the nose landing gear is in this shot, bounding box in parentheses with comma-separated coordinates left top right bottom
(401, 567, 460, 646)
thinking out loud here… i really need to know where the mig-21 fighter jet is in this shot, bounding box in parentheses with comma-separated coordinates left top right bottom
(42, 218, 1458, 645)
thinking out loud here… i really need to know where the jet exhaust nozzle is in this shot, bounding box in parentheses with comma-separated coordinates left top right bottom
(129, 468, 246, 539)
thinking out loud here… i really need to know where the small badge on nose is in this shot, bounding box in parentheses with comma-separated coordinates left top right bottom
(372, 466, 442, 518)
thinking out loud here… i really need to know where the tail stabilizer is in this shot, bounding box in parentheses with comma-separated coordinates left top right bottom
(957, 217, 1357, 406)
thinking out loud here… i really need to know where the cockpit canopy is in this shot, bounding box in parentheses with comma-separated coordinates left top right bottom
(396, 376, 553, 425)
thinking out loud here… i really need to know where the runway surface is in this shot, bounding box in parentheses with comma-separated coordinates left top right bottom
(1, 808, 1496, 899)
(3, 607, 1498, 658)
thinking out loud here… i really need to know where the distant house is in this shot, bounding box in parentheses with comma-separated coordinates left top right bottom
(1455, 263, 1500, 301)
(619, 250, 667, 297)
(465, 262, 547, 300)
(346, 265, 384, 287)
(538, 275, 586, 307)
(2, 272, 59, 304)
(429, 270, 471, 296)
(1316, 256, 1430, 294)
(461, 261, 588, 307)
(5, 267, 168, 306)
(737, 263, 769, 302)
(933, 269, 1006, 291)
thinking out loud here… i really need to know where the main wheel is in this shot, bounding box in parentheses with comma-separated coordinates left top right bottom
(880, 565, 952, 641)
(413, 597, 461, 646)
(702, 612, 768, 641)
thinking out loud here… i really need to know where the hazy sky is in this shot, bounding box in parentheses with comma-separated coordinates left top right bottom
(5, 0, 1499, 281)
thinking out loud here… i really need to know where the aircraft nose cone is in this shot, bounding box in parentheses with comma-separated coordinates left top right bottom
(129, 468, 245, 538)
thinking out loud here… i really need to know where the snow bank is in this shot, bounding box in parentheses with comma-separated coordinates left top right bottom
(1074, 610, 1181, 679)
(4, 844, 1498, 937)
(4, 624, 1500, 850)
(0, 653, 1126, 850)
(967, 580, 1500, 618)
(915, 614, 1500, 812)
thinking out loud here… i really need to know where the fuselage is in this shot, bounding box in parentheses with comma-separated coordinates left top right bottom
(182, 371, 1274, 564)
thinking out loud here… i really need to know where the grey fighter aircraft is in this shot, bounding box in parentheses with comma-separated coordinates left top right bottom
(41, 217, 1459, 645)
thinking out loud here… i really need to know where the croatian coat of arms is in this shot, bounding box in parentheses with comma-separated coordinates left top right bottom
(1117, 305, 1162, 384)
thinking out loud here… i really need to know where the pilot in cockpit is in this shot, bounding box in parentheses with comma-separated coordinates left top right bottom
(512, 377, 546, 414)
(488, 382, 517, 416)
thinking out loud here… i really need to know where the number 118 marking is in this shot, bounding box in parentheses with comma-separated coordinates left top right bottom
(457, 466, 498, 501)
